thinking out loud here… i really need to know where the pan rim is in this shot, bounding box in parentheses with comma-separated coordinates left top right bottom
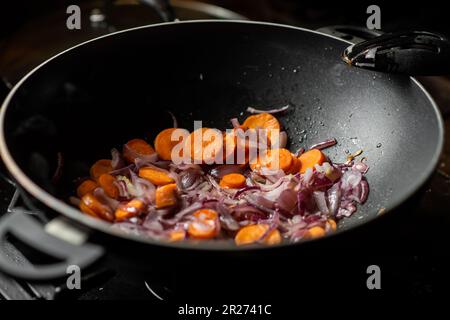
(0, 19, 445, 251)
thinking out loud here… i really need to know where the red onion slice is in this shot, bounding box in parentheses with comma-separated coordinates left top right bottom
(277, 189, 298, 213)
(230, 118, 241, 129)
(246, 105, 289, 114)
(167, 111, 178, 128)
(309, 138, 337, 150)
(313, 191, 329, 215)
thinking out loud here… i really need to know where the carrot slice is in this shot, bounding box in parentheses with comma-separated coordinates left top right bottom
(155, 183, 178, 209)
(123, 139, 155, 164)
(298, 149, 326, 174)
(79, 193, 114, 222)
(242, 113, 280, 145)
(115, 199, 146, 221)
(304, 226, 326, 239)
(250, 148, 293, 173)
(90, 159, 112, 181)
(169, 230, 186, 242)
(139, 167, 174, 186)
(287, 155, 301, 174)
(77, 179, 98, 198)
(98, 174, 119, 199)
(184, 128, 223, 164)
(224, 129, 253, 168)
(242, 113, 280, 131)
(327, 219, 337, 231)
(188, 209, 219, 239)
(219, 173, 246, 189)
(265, 228, 282, 245)
(234, 224, 282, 246)
(154, 128, 182, 161)
(79, 202, 98, 219)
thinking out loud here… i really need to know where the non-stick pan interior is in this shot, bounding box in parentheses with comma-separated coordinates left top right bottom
(1, 21, 443, 242)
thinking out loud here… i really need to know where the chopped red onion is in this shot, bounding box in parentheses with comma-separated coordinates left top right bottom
(309, 138, 337, 150)
(313, 191, 329, 215)
(180, 169, 201, 190)
(294, 147, 305, 157)
(111, 148, 125, 170)
(167, 111, 178, 128)
(327, 182, 341, 216)
(109, 164, 135, 176)
(277, 189, 297, 213)
(230, 118, 241, 129)
(233, 186, 260, 199)
(246, 105, 290, 114)
(359, 179, 369, 204)
(129, 170, 155, 203)
(93, 187, 120, 211)
(353, 161, 369, 174)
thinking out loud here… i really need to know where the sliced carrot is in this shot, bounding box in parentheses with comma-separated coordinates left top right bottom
(169, 230, 186, 242)
(188, 209, 219, 239)
(287, 155, 301, 174)
(79, 202, 98, 219)
(304, 226, 326, 239)
(184, 128, 223, 164)
(193, 208, 218, 221)
(298, 149, 326, 174)
(270, 148, 293, 172)
(90, 159, 112, 181)
(234, 224, 282, 246)
(77, 179, 98, 198)
(250, 148, 293, 173)
(226, 128, 255, 167)
(155, 183, 178, 209)
(79, 193, 114, 222)
(123, 139, 155, 164)
(327, 219, 337, 231)
(265, 228, 282, 245)
(219, 173, 246, 189)
(154, 128, 182, 161)
(242, 113, 280, 145)
(242, 113, 280, 131)
(139, 167, 174, 186)
(98, 174, 119, 199)
(115, 199, 146, 221)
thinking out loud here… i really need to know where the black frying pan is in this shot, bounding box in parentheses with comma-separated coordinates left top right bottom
(0, 20, 444, 280)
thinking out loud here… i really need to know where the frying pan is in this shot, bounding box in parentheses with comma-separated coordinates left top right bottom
(0, 20, 444, 281)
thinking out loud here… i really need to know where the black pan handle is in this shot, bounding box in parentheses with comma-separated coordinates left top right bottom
(318, 26, 450, 75)
(0, 210, 104, 281)
(342, 30, 450, 76)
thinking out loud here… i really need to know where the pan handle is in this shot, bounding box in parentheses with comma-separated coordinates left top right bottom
(318, 25, 450, 75)
(342, 30, 450, 76)
(0, 210, 104, 281)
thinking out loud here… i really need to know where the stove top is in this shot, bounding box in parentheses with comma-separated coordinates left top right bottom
(0, 0, 449, 301)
